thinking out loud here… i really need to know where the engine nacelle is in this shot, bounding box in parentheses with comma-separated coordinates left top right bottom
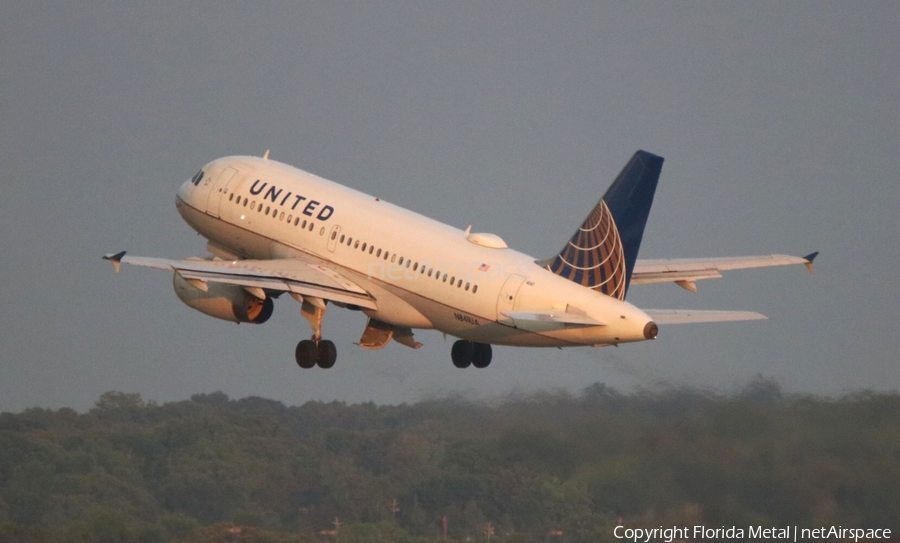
(173, 274, 273, 324)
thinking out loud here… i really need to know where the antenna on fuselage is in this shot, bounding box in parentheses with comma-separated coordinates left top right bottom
(263, 149, 270, 160)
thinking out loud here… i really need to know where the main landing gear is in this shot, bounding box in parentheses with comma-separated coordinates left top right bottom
(451, 340, 492, 368)
(294, 297, 337, 369)
(291, 296, 493, 370)
(295, 339, 337, 369)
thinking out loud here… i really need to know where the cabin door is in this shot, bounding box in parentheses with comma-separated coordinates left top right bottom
(206, 166, 238, 218)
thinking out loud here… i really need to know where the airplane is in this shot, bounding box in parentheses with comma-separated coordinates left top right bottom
(104, 150, 816, 369)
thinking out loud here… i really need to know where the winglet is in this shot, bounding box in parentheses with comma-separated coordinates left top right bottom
(803, 251, 819, 273)
(102, 251, 127, 273)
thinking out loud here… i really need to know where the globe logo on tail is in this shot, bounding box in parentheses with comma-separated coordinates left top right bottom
(547, 199, 626, 300)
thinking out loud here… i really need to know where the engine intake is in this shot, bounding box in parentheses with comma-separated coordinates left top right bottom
(173, 274, 273, 324)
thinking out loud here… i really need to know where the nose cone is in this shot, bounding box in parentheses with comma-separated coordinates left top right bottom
(176, 179, 193, 204)
(644, 321, 659, 339)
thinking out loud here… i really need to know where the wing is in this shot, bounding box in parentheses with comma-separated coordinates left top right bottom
(102, 251, 377, 309)
(631, 252, 818, 292)
(646, 309, 767, 324)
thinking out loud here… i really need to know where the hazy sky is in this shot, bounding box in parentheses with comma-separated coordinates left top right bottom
(2, 2, 899, 412)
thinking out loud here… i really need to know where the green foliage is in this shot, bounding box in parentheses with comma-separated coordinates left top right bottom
(0, 381, 898, 542)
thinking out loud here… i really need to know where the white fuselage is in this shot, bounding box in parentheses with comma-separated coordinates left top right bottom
(175, 156, 654, 347)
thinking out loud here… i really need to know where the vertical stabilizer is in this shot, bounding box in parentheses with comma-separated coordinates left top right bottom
(545, 150, 663, 299)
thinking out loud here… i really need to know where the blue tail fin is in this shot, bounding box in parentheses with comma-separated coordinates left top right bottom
(544, 150, 663, 299)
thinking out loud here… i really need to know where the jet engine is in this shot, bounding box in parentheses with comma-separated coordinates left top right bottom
(173, 273, 273, 324)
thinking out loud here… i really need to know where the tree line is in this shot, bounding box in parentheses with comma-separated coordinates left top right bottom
(0, 378, 898, 542)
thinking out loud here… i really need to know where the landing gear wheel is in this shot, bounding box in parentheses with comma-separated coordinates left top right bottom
(451, 340, 473, 368)
(316, 340, 337, 369)
(472, 343, 492, 368)
(295, 340, 318, 369)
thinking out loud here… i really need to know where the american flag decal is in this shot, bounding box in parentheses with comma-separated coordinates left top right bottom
(546, 199, 626, 300)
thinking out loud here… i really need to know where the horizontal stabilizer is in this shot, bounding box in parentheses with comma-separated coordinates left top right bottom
(646, 309, 767, 324)
(501, 311, 605, 331)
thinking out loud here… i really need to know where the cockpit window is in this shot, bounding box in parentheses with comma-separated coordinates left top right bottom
(191, 170, 204, 186)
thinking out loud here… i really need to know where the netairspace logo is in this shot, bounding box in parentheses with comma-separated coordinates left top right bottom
(613, 525, 892, 542)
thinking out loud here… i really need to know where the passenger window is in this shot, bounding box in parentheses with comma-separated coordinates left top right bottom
(319, 227, 324, 235)
(243, 199, 248, 207)
(251, 200, 256, 208)
(449, 275, 454, 284)
(265, 206, 270, 214)
(369, 246, 375, 255)
(339, 235, 345, 243)
(302, 220, 307, 228)
(229, 194, 234, 202)
(376, 249, 382, 257)
(465, 282, 470, 291)
(413, 263, 418, 271)
(309, 223, 314, 232)
(397, 256, 402, 265)
(279, 212, 285, 220)
(331, 231, 337, 240)
(258, 204, 263, 212)
(361, 243, 366, 251)
(473, 285, 478, 294)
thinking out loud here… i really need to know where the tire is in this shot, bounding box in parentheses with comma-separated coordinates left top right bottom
(316, 340, 337, 369)
(471, 343, 492, 368)
(295, 340, 318, 369)
(451, 340, 473, 368)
